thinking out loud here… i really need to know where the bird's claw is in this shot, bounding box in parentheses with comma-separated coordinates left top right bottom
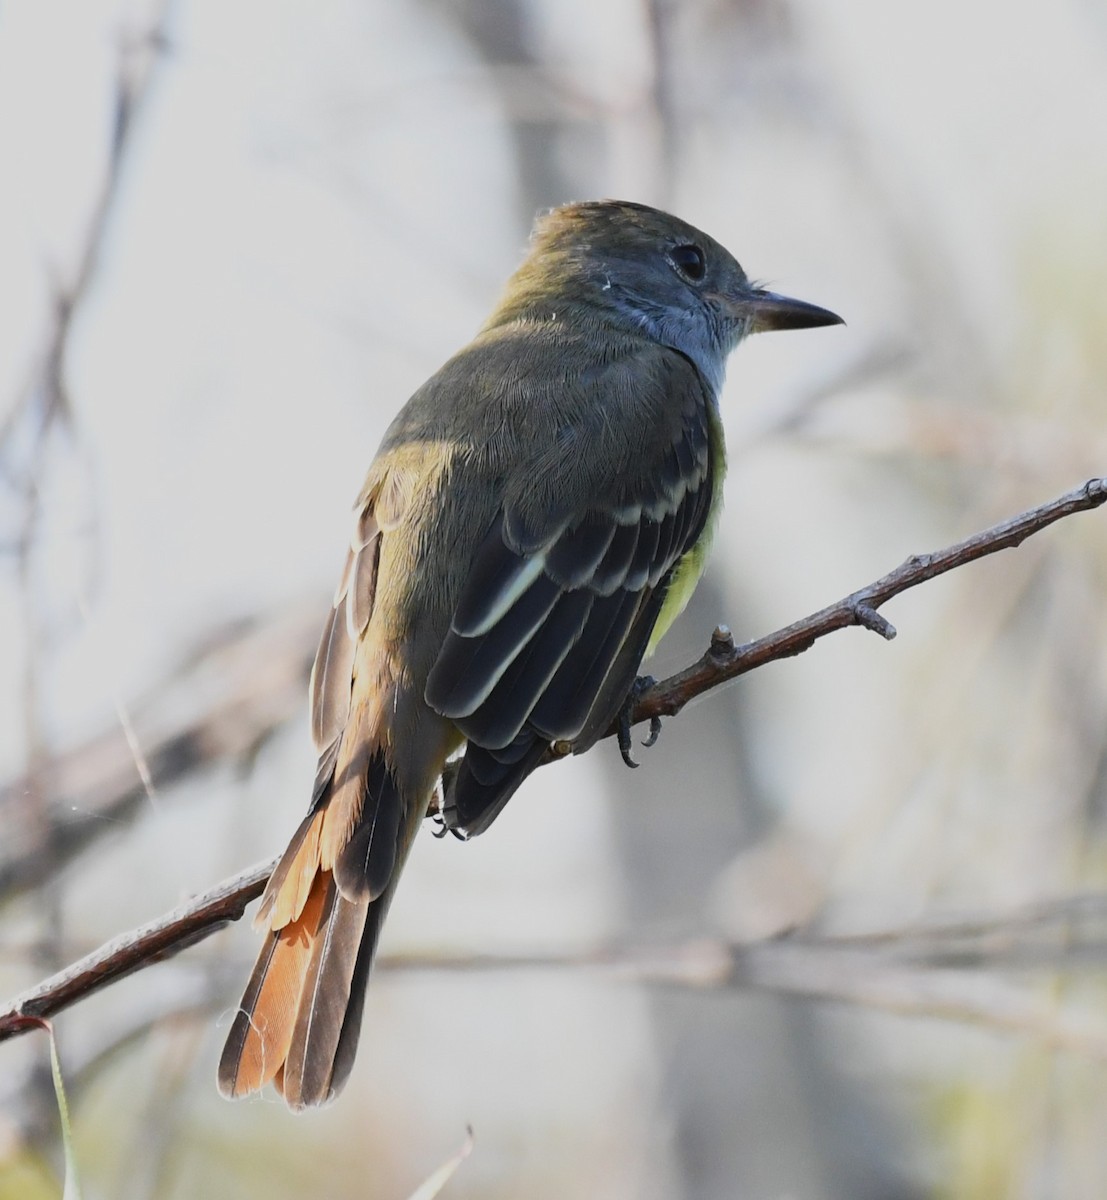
(617, 675, 661, 768)
(431, 765, 468, 839)
(430, 807, 467, 840)
(642, 715, 662, 749)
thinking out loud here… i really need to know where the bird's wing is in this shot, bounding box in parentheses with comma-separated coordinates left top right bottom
(424, 374, 715, 754)
(309, 506, 379, 758)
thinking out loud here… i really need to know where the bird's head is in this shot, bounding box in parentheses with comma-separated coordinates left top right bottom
(488, 199, 842, 391)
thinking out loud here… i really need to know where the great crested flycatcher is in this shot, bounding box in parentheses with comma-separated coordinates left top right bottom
(217, 199, 842, 1108)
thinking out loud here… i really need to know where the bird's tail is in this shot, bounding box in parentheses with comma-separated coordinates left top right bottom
(217, 750, 416, 1109)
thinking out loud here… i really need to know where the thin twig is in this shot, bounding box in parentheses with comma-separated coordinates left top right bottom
(626, 476, 1107, 727)
(0, 859, 275, 1039)
(1, 477, 1106, 1041)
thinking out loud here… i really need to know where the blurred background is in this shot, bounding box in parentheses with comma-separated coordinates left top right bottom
(3, 1, 1107, 1197)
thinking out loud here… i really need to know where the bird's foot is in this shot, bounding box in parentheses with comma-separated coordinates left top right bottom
(430, 806, 467, 840)
(617, 675, 662, 768)
(430, 763, 468, 840)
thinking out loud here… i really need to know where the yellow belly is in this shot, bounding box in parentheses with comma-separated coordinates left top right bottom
(645, 404, 726, 658)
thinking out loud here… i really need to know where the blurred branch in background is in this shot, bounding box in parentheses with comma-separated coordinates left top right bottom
(0, 3, 171, 908)
(0, 603, 317, 905)
(0, 3, 172, 1176)
(7, 867, 1107, 1055)
(3, 475, 1105, 1041)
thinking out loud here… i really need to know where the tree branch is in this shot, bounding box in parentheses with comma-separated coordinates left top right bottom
(0, 859, 274, 1040)
(625, 475, 1107, 728)
(2, 477, 1106, 1042)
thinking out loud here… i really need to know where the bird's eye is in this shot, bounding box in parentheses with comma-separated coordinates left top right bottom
(670, 243, 706, 282)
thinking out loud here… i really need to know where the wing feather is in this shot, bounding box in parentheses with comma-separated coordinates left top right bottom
(427, 415, 713, 758)
(453, 588, 595, 748)
(528, 588, 644, 740)
(426, 572, 562, 717)
(309, 602, 356, 753)
(310, 506, 381, 754)
(452, 513, 548, 638)
(544, 514, 617, 588)
(592, 520, 640, 594)
(626, 515, 663, 591)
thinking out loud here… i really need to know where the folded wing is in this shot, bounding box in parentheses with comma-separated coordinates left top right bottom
(426, 404, 715, 835)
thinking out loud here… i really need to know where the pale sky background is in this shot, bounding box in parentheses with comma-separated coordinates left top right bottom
(3, 2, 1107, 1198)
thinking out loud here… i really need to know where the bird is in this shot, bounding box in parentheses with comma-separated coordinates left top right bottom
(217, 199, 842, 1109)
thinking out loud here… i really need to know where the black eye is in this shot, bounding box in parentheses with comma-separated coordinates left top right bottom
(670, 243, 706, 282)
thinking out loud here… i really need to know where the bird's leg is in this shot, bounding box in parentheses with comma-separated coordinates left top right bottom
(431, 762, 467, 839)
(617, 675, 662, 768)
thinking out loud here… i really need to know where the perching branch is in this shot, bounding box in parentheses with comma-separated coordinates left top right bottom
(625, 474, 1107, 728)
(2, 476, 1106, 1042)
(0, 859, 275, 1039)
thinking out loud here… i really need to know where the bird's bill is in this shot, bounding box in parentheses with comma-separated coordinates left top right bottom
(730, 288, 844, 333)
